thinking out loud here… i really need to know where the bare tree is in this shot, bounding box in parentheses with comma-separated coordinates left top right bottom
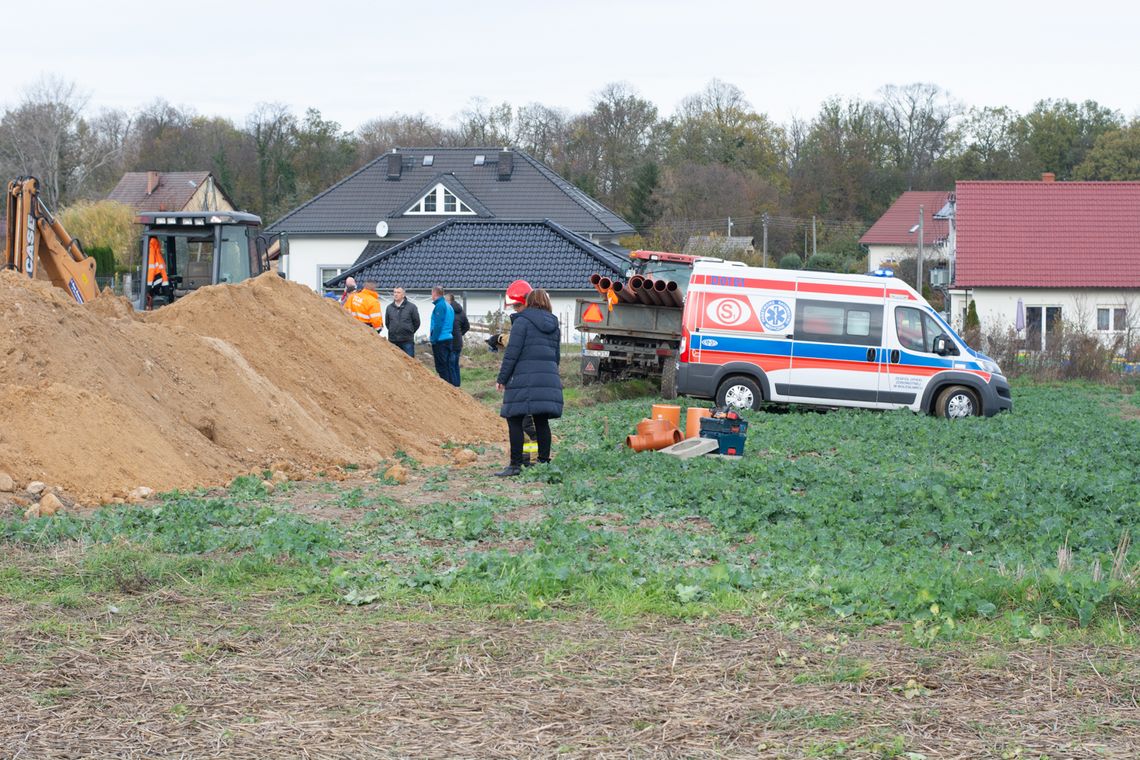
(356, 113, 456, 163)
(0, 76, 99, 207)
(877, 83, 960, 188)
(456, 98, 515, 146)
(514, 103, 569, 166)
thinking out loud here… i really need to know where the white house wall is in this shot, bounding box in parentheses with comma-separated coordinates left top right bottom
(282, 237, 370, 292)
(949, 287, 1140, 337)
(867, 243, 948, 271)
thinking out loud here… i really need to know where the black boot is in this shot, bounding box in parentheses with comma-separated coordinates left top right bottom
(493, 464, 522, 477)
(520, 453, 533, 468)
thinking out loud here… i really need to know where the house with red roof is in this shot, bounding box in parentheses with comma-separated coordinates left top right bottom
(859, 191, 952, 283)
(107, 171, 236, 213)
(949, 176, 1140, 350)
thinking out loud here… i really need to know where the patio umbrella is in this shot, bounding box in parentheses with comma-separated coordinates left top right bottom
(1015, 298, 1026, 333)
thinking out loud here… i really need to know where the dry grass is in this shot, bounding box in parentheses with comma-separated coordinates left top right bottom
(2, 593, 1138, 759)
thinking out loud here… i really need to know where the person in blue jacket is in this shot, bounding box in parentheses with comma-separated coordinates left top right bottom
(494, 284, 564, 477)
(429, 285, 454, 383)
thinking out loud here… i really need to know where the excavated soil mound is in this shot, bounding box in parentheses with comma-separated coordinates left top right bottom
(0, 271, 502, 504)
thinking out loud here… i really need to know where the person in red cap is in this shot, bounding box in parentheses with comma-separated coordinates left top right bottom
(494, 283, 563, 476)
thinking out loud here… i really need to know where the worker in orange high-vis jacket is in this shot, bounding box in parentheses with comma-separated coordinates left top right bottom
(344, 280, 384, 333)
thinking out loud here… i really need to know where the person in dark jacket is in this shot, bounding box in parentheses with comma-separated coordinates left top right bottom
(385, 286, 420, 357)
(494, 286, 563, 477)
(429, 285, 454, 382)
(445, 293, 470, 387)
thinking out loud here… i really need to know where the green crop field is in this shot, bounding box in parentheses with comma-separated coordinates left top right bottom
(2, 380, 1139, 757)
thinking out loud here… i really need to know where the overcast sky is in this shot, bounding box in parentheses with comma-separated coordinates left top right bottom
(14, 0, 1140, 129)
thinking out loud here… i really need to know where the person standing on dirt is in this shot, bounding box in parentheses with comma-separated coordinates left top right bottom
(386, 286, 420, 357)
(494, 286, 563, 477)
(345, 280, 384, 333)
(429, 286, 455, 383)
(445, 293, 470, 387)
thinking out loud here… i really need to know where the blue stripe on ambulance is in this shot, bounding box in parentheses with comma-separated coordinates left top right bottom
(691, 334, 976, 372)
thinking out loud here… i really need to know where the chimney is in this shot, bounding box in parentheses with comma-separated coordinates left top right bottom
(497, 149, 513, 181)
(1041, 172, 1055, 183)
(386, 149, 402, 180)
(146, 171, 160, 195)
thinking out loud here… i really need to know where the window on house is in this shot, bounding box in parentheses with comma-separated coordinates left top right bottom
(1025, 306, 1062, 351)
(319, 266, 348, 293)
(1097, 307, 1127, 332)
(405, 183, 476, 216)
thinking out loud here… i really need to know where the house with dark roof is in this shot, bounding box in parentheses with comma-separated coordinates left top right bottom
(948, 176, 1140, 349)
(859, 191, 952, 284)
(325, 219, 629, 341)
(265, 147, 635, 294)
(107, 171, 236, 213)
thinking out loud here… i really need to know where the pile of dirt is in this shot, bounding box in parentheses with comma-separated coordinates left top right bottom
(0, 271, 502, 504)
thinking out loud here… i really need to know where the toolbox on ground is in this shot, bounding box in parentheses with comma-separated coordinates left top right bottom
(698, 411, 748, 455)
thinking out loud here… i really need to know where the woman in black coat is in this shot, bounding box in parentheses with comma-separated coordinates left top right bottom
(494, 288, 563, 476)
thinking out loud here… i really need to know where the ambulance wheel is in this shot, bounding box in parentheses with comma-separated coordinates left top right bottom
(716, 376, 762, 411)
(934, 385, 979, 419)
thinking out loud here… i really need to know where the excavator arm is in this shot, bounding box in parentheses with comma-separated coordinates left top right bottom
(3, 177, 98, 303)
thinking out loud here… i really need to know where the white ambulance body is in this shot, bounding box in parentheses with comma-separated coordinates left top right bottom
(677, 262, 1012, 417)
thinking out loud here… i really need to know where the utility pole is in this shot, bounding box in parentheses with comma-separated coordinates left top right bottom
(803, 226, 808, 260)
(761, 212, 769, 268)
(812, 215, 817, 258)
(727, 217, 733, 237)
(917, 205, 924, 296)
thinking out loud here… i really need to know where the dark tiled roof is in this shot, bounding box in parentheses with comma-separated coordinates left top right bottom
(955, 180, 1140, 288)
(267, 147, 633, 237)
(325, 219, 629, 291)
(107, 171, 231, 212)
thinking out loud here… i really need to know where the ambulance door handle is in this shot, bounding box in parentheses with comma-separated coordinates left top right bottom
(865, 348, 876, 362)
(890, 349, 900, 363)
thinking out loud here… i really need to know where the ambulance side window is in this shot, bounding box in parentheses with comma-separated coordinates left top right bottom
(795, 299, 883, 346)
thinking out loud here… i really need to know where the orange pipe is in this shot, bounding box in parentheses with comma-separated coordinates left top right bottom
(685, 407, 712, 439)
(637, 417, 673, 436)
(613, 280, 638, 303)
(651, 404, 681, 429)
(665, 280, 683, 307)
(626, 427, 683, 452)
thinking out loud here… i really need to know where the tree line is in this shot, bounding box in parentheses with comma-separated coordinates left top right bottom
(2, 75, 1137, 262)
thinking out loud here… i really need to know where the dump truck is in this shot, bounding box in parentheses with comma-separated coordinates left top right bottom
(575, 250, 743, 398)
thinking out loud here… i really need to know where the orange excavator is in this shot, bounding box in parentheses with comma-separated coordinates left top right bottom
(4, 175, 282, 308)
(3, 176, 99, 303)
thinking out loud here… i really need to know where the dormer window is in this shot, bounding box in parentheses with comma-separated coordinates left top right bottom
(406, 183, 475, 215)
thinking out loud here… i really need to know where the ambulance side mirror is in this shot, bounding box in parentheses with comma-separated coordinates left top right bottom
(932, 335, 957, 356)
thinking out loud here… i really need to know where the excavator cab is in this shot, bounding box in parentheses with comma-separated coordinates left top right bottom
(135, 211, 268, 309)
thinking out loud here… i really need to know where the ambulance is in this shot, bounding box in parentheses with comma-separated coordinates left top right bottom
(676, 262, 1012, 418)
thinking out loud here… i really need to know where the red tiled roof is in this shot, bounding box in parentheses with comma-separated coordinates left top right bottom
(859, 191, 950, 246)
(107, 171, 213, 212)
(955, 181, 1140, 288)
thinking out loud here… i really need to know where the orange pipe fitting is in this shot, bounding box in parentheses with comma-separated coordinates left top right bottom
(636, 417, 673, 436)
(626, 427, 683, 452)
(651, 403, 681, 429)
(685, 407, 712, 439)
